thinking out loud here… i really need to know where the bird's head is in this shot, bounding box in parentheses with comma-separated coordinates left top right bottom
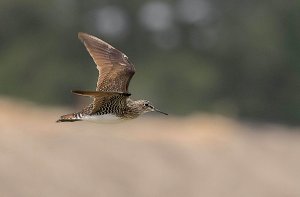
(135, 100, 168, 115)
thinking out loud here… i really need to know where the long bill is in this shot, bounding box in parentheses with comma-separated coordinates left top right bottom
(154, 108, 168, 115)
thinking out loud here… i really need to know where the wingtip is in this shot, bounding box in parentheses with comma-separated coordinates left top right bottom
(71, 90, 79, 94)
(78, 32, 87, 41)
(78, 32, 98, 40)
(71, 90, 93, 96)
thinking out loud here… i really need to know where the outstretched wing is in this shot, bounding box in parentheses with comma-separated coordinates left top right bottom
(72, 90, 130, 114)
(78, 32, 135, 93)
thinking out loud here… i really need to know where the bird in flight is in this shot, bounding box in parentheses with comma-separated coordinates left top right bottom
(57, 32, 167, 123)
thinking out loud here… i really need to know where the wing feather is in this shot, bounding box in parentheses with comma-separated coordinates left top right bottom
(72, 90, 129, 114)
(78, 32, 135, 93)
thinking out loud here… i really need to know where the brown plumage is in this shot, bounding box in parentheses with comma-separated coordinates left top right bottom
(78, 32, 135, 93)
(57, 32, 167, 123)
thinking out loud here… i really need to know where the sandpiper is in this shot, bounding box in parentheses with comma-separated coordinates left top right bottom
(57, 32, 167, 123)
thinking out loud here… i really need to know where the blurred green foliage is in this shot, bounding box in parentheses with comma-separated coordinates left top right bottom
(0, 0, 299, 124)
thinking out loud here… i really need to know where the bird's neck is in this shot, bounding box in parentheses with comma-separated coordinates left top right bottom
(123, 98, 143, 119)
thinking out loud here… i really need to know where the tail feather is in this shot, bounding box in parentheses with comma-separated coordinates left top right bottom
(56, 113, 82, 123)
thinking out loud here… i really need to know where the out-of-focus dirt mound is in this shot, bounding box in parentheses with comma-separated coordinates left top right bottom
(0, 98, 299, 197)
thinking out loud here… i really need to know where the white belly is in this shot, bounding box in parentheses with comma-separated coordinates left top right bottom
(82, 114, 124, 123)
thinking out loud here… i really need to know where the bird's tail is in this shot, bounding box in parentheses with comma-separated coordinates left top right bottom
(56, 112, 82, 123)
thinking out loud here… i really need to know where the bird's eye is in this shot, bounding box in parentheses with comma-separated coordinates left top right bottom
(145, 103, 149, 107)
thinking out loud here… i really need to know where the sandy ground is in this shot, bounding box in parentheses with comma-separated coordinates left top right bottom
(0, 98, 299, 197)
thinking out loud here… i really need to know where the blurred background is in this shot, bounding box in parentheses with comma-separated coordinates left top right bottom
(0, 0, 299, 196)
(0, 0, 299, 124)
